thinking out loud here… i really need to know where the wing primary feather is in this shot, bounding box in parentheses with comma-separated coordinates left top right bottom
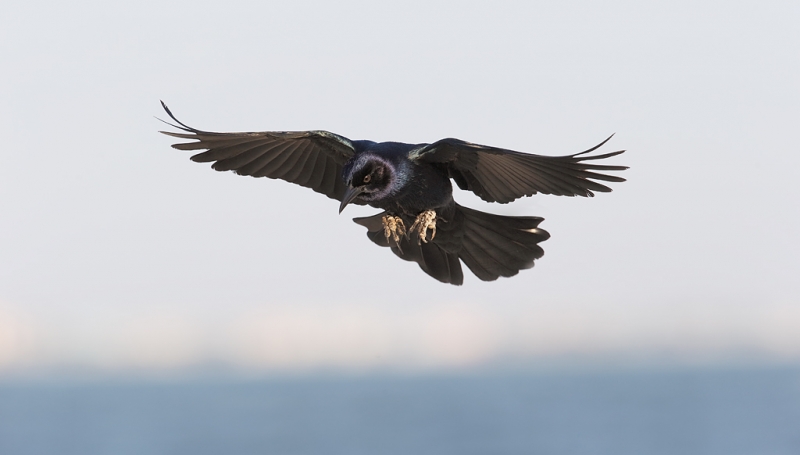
(302, 152, 327, 190)
(293, 143, 323, 187)
(267, 141, 308, 180)
(507, 157, 575, 195)
(482, 154, 543, 198)
(501, 156, 564, 194)
(172, 136, 259, 151)
(514, 159, 607, 196)
(205, 142, 280, 171)
(318, 155, 339, 199)
(572, 149, 626, 162)
(189, 140, 266, 163)
(235, 143, 292, 176)
(471, 167, 510, 202)
(531, 158, 629, 179)
(571, 134, 615, 156)
(483, 155, 568, 197)
(158, 101, 215, 134)
(280, 141, 315, 182)
(518, 160, 626, 190)
(251, 142, 301, 178)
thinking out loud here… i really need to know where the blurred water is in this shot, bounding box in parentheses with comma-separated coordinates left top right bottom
(1, 366, 799, 455)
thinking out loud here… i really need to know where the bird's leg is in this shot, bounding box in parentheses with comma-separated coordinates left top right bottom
(382, 214, 407, 249)
(409, 210, 437, 245)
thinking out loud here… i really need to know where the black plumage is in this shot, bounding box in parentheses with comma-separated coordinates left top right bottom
(159, 102, 627, 285)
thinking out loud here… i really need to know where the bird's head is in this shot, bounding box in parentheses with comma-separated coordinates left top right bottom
(339, 154, 394, 213)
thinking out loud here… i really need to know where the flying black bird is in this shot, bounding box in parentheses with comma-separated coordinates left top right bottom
(159, 102, 627, 285)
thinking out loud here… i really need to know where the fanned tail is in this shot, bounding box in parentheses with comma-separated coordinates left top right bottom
(456, 204, 548, 281)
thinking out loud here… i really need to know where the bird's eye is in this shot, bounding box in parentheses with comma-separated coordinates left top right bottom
(363, 175, 371, 183)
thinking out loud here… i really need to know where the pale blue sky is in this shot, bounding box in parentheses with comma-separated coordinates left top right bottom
(1, 0, 798, 374)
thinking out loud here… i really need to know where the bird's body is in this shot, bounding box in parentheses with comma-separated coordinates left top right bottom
(159, 102, 627, 285)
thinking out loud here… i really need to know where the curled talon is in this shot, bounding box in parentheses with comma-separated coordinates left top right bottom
(410, 210, 437, 244)
(381, 215, 406, 247)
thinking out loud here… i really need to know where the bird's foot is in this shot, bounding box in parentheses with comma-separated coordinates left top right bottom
(410, 210, 437, 244)
(382, 215, 407, 248)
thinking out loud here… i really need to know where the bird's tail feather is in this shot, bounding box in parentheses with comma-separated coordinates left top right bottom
(456, 204, 549, 282)
(353, 204, 549, 285)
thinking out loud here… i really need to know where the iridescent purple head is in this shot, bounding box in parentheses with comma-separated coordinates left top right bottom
(339, 152, 408, 213)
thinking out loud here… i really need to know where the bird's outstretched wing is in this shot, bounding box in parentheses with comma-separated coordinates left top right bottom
(159, 102, 356, 202)
(409, 136, 627, 203)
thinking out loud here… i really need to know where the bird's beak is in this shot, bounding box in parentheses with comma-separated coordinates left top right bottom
(339, 186, 365, 214)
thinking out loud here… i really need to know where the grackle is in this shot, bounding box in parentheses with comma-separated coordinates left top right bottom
(159, 102, 627, 285)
